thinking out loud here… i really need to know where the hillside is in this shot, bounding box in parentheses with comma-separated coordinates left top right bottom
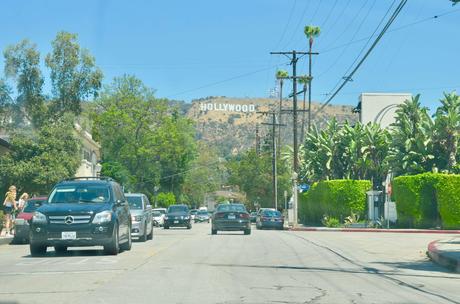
(184, 96, 358, 157)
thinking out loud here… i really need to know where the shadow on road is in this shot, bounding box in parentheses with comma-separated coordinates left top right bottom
(21, 248, 118, 258)
(375, 260, 456, 274)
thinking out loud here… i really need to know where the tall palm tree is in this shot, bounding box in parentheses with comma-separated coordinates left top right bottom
(304, 25, 321, 132)
(276, 69, 289, 152)
(434, 92, 460, 170)
(298, 76, 312, 143)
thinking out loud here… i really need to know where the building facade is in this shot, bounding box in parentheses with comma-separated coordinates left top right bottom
(74, 123, 102, 178)
(357, 93, 412, 128)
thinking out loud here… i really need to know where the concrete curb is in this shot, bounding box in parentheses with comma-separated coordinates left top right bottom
(289, 227, 460, 234)
(0, 236, 12, 246)
(427, 240, 460, 272)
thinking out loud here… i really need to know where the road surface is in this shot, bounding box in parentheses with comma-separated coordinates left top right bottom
(1, 223, 459, 304)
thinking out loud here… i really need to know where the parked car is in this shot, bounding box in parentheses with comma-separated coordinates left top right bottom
(13, 196, 47, 244)
(194, 210, 210, 223)
(249, 211, 257, 223)
(29, 177, 132, 256)
(256, 209, 284, 230)
(211, 203, 251, 235)
(164, 205, 191, 229)
(152, 210, 164, 227)
(125, 193, 153, 241)
(190, 209, 198, 221)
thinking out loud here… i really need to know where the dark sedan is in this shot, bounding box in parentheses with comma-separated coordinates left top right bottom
(164, 205, 191, 229)
(194, 210, 210, 223)
(13, 196, 47, 244)
(211, 204, 251, 235)
(256, 209, 284, 230)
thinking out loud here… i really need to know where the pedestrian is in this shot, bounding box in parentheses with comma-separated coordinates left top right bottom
(3, 185, 17, 237)
(18, 192, 29, 212)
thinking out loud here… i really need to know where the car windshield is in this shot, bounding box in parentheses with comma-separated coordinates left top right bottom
(216, 204, 246, 212)
(198, 211, 208, 215)
(22, 200, 45, 213)
(126, 196, 143, 210)
(168, 205, 188, 213)
(49, 185, 110, 204)
(154, 209, 166, 215)
(152, 211, 162, 217)
(262, 210, 281, 217)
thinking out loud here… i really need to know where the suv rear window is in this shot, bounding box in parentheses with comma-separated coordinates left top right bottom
(216, 204, 246, 212)
(126, 196, 143, 209)
(168, 205, 189, 213)
(49, 185, 111, 204)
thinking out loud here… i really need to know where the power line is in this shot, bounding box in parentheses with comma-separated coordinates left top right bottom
(314, 0, 408, 116)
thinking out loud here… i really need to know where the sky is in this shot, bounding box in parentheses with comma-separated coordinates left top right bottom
(1, 0, 459, 111)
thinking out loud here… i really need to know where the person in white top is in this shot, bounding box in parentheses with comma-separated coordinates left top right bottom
(18, 193, 29, 212)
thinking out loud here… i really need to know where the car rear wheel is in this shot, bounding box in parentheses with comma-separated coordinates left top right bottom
(120, 226, 132, 252)
(147, 224, 153, 240)
(164, 225, 169, 229)
(187, 224, 192, 229)
(211, 229, 217, 235)
(140, 223, 147, 242)
(30, 243, 47, 256)
(244, 229, 251, 235)
(104, 225, 119, 255)
(54, 246, 68, 254)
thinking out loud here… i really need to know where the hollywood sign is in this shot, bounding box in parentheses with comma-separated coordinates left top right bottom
(200, 103, 257, 113)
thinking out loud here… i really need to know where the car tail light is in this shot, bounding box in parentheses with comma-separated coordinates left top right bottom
(239, 213, 249, 219)
(261, 216, 269, 222)
(215, 212, 225, 218)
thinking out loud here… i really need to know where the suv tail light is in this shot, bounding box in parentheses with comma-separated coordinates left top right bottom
(215, 212, 225, 218)
(239, 213, 249, 219)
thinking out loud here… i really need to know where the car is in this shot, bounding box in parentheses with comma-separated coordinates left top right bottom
(190, 209, 198, 221)
(125, 193, 153, 241)
(249, 211, 257, 223)
(256, 209, 284, 230)
(194, 210, 210, 223)
(13, 196, 48, 244)
(152, 210, 164, 227)
(211, 203, 251, 235)
(164, 205, 192, 229)
(29, 177, 132, 256)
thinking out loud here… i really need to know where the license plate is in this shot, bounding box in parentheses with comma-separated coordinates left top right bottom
(228, 215, 236, 220)
(174, 220, 179, 224)
(61, 231, 76, 240)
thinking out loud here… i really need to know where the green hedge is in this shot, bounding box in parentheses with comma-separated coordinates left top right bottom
(299, 180, 372, 225)
(393, 173, 460, 229)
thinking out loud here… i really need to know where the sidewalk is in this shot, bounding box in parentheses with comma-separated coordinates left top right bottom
(0, 235, 13, 246)
(289, 226, 460, 234)
(427, 238, 460, 272)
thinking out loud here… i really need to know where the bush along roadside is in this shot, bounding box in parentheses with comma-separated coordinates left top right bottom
(392, 173, 460, 229)
(299, 179, 372, 226)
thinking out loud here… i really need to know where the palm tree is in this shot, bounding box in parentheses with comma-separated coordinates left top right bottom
(276, 69, 289, 152)
(434, 92, 460, 171)
(304, 25, 321, 132)
(298, 76, 312, 143)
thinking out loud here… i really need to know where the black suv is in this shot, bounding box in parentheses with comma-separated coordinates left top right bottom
(164, 204, 191, 229)
(29, 177, 132, 256)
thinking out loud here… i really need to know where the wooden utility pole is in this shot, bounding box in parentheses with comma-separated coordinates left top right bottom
(258, 111, 285, 210)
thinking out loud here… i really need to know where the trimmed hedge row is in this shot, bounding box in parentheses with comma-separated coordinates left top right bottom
(392, 173, 460, 229)
(299, 180, 372, 225)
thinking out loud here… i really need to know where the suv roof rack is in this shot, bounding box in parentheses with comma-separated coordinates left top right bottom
(62, 176, 114, 182)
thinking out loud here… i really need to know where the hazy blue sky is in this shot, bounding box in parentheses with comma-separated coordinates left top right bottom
(1, 0, 459, 110)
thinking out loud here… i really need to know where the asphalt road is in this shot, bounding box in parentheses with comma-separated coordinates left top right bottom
(1, 224, 460, 304)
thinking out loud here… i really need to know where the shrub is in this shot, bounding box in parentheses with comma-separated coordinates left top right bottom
(299, 180, 372, 225)
(392, 173, 460, 229)
(0, 211, 4, 233)
(322, 216, 341, 228)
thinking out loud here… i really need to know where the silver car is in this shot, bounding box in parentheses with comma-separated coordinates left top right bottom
(126, 193, 153, 242)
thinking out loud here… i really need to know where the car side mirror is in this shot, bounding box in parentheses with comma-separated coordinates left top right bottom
(116, 199, 125, 206)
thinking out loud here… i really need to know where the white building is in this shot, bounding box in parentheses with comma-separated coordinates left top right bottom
(74, 123, 102, 177)
(357, 93, 412, 128)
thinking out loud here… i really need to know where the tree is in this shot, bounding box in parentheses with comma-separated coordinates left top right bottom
(276, 69, 289, 151)
(304, 25, 321, 50)
(156, 192, 176, 208)
(388, 95, 435, 175)
(181, 142, 223, 207)
(3, 40, 45, 127)
(433, 92, 460, 171)
(92, 75, 197, 198)
(0, 114, 80, 195)
(45, 32, 103, 117)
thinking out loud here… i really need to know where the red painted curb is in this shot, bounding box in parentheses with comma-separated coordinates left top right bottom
(289, 227, 460, 234)
(427, 240, 460, 273)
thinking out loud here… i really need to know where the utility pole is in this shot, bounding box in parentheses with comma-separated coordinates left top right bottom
(255, 124, 260, 156)
(271, 50, 307, 225)
(258, 111, 285, 210)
